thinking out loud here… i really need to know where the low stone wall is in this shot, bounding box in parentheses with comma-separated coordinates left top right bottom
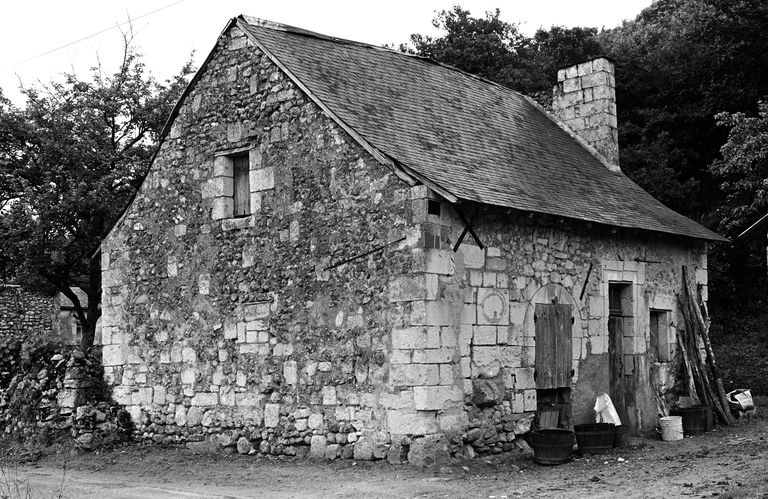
(0, 350, 131, 450)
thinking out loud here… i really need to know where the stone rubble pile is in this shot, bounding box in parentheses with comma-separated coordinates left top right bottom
(0, 350, 131, 450)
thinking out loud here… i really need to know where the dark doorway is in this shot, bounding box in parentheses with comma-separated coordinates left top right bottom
(608, 282, 634, 431)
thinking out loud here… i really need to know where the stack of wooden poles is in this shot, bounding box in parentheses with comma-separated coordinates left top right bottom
(676, 266, 735, 425)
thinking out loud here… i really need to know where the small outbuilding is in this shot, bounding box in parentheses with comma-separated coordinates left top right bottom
(99, 16, 725, 460)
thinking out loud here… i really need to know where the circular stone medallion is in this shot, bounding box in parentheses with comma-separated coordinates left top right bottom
(481, 290, 507, 323)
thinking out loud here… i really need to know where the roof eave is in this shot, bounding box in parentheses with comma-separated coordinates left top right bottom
(453, 197, 728, 243)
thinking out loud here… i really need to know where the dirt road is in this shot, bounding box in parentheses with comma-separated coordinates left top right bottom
(5, 417, 767, 498)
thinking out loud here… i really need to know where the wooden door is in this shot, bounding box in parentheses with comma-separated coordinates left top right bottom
(534, 303, 573, 389)
(608, 316, 630, 427)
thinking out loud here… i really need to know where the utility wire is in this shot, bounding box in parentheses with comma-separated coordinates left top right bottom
(8, 0, 187, 68)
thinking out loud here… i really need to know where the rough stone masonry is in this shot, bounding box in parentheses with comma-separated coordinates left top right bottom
(100, 24, 709, 463)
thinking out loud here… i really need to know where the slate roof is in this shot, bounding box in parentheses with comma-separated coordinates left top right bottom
(231, 16, 725, 242)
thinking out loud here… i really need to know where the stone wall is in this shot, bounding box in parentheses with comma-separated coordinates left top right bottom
(0, 285, 58, 341)
(0, 350, 131, 450)
(100, 26, 421, 459)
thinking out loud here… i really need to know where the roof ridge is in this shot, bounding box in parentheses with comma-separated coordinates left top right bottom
(239, 15, 411, 56)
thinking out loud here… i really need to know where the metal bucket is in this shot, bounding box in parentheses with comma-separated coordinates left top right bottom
(660, 416, 683, 441)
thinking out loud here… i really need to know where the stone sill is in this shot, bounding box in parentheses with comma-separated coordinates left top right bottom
(221, 215, 256, 231)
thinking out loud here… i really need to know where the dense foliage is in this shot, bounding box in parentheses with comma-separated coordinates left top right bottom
(602, 0, 768, 220)
(0, 43, 193, 348)
(710, 101, 768, 236)
(403, 6, 603, 102)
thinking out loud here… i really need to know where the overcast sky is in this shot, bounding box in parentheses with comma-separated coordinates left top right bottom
(0, 0, 653, 105)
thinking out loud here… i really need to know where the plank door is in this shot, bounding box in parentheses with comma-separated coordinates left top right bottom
(534, 303, 573, 389)
(608, 316, 631, 427)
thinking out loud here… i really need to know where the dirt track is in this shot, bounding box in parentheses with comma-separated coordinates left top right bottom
(5, 417, 767, 498)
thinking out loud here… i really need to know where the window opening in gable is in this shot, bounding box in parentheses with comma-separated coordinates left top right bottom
(232, 154, 250, 217)
(427, 199, 441, 216)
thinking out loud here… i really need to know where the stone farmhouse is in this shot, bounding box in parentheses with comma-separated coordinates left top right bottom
(99, 16, 726, 460)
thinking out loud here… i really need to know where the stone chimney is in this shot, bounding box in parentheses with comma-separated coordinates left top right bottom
(552, 57, 619, 171)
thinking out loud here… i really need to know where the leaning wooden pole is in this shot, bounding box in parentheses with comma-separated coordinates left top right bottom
(675, 329, 700, 405)
(678, 266, 735, 425)
(692, 277, 733, 419)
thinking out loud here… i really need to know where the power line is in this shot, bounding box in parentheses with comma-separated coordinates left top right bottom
(8, 0, 187, 68)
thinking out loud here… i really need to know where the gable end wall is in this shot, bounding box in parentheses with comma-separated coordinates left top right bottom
(100, 25, 424, 456)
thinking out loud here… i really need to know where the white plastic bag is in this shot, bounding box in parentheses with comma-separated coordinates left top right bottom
(594, 393, 622, 426)
(727, 389, 754, 411)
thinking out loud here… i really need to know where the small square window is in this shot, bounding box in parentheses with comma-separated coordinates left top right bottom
(427, 199, 441, 216)
(232, 154, 250, 217)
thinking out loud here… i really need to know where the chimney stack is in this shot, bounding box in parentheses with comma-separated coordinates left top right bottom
(552, 58, 619, 171)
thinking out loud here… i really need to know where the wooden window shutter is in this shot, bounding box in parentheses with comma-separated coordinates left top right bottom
(534, 303, 573, 389)
(233, 154, 250, 217)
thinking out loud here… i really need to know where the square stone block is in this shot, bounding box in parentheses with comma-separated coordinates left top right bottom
(424, 301, 454, 326)
(473, 325, 496, 345)
(390, 364, 439, 386)
(509, 302, 527, 326)
(515, 367, 536, 390)
(386, 410, 438, 435)
(392, 327, 427, 349)
(211, 197, 233, 220)
(523, 390, 537, 411)
(413, 385, 463, 410)
(102, 345, 125, 366)
(250, 167, 275, 192)
(425, 249, 452, 275)
(459, 243, 485, 269)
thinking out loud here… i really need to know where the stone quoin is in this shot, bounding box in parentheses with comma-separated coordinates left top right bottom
(98, 15, 726, 462)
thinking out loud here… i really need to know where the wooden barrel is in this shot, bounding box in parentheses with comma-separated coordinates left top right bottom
(669, 406, 709, 436)
(529, 429, 574, 465)
(575, 423, 615, 454)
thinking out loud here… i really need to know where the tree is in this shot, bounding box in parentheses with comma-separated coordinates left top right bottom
(406, 7, 526, 84)
(709, 101, 768, 236)
(404, 7, 603, 100)
(0, 38, 193, 349)
(600, 0, 768, 218)
(519, 26, 603, 101)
